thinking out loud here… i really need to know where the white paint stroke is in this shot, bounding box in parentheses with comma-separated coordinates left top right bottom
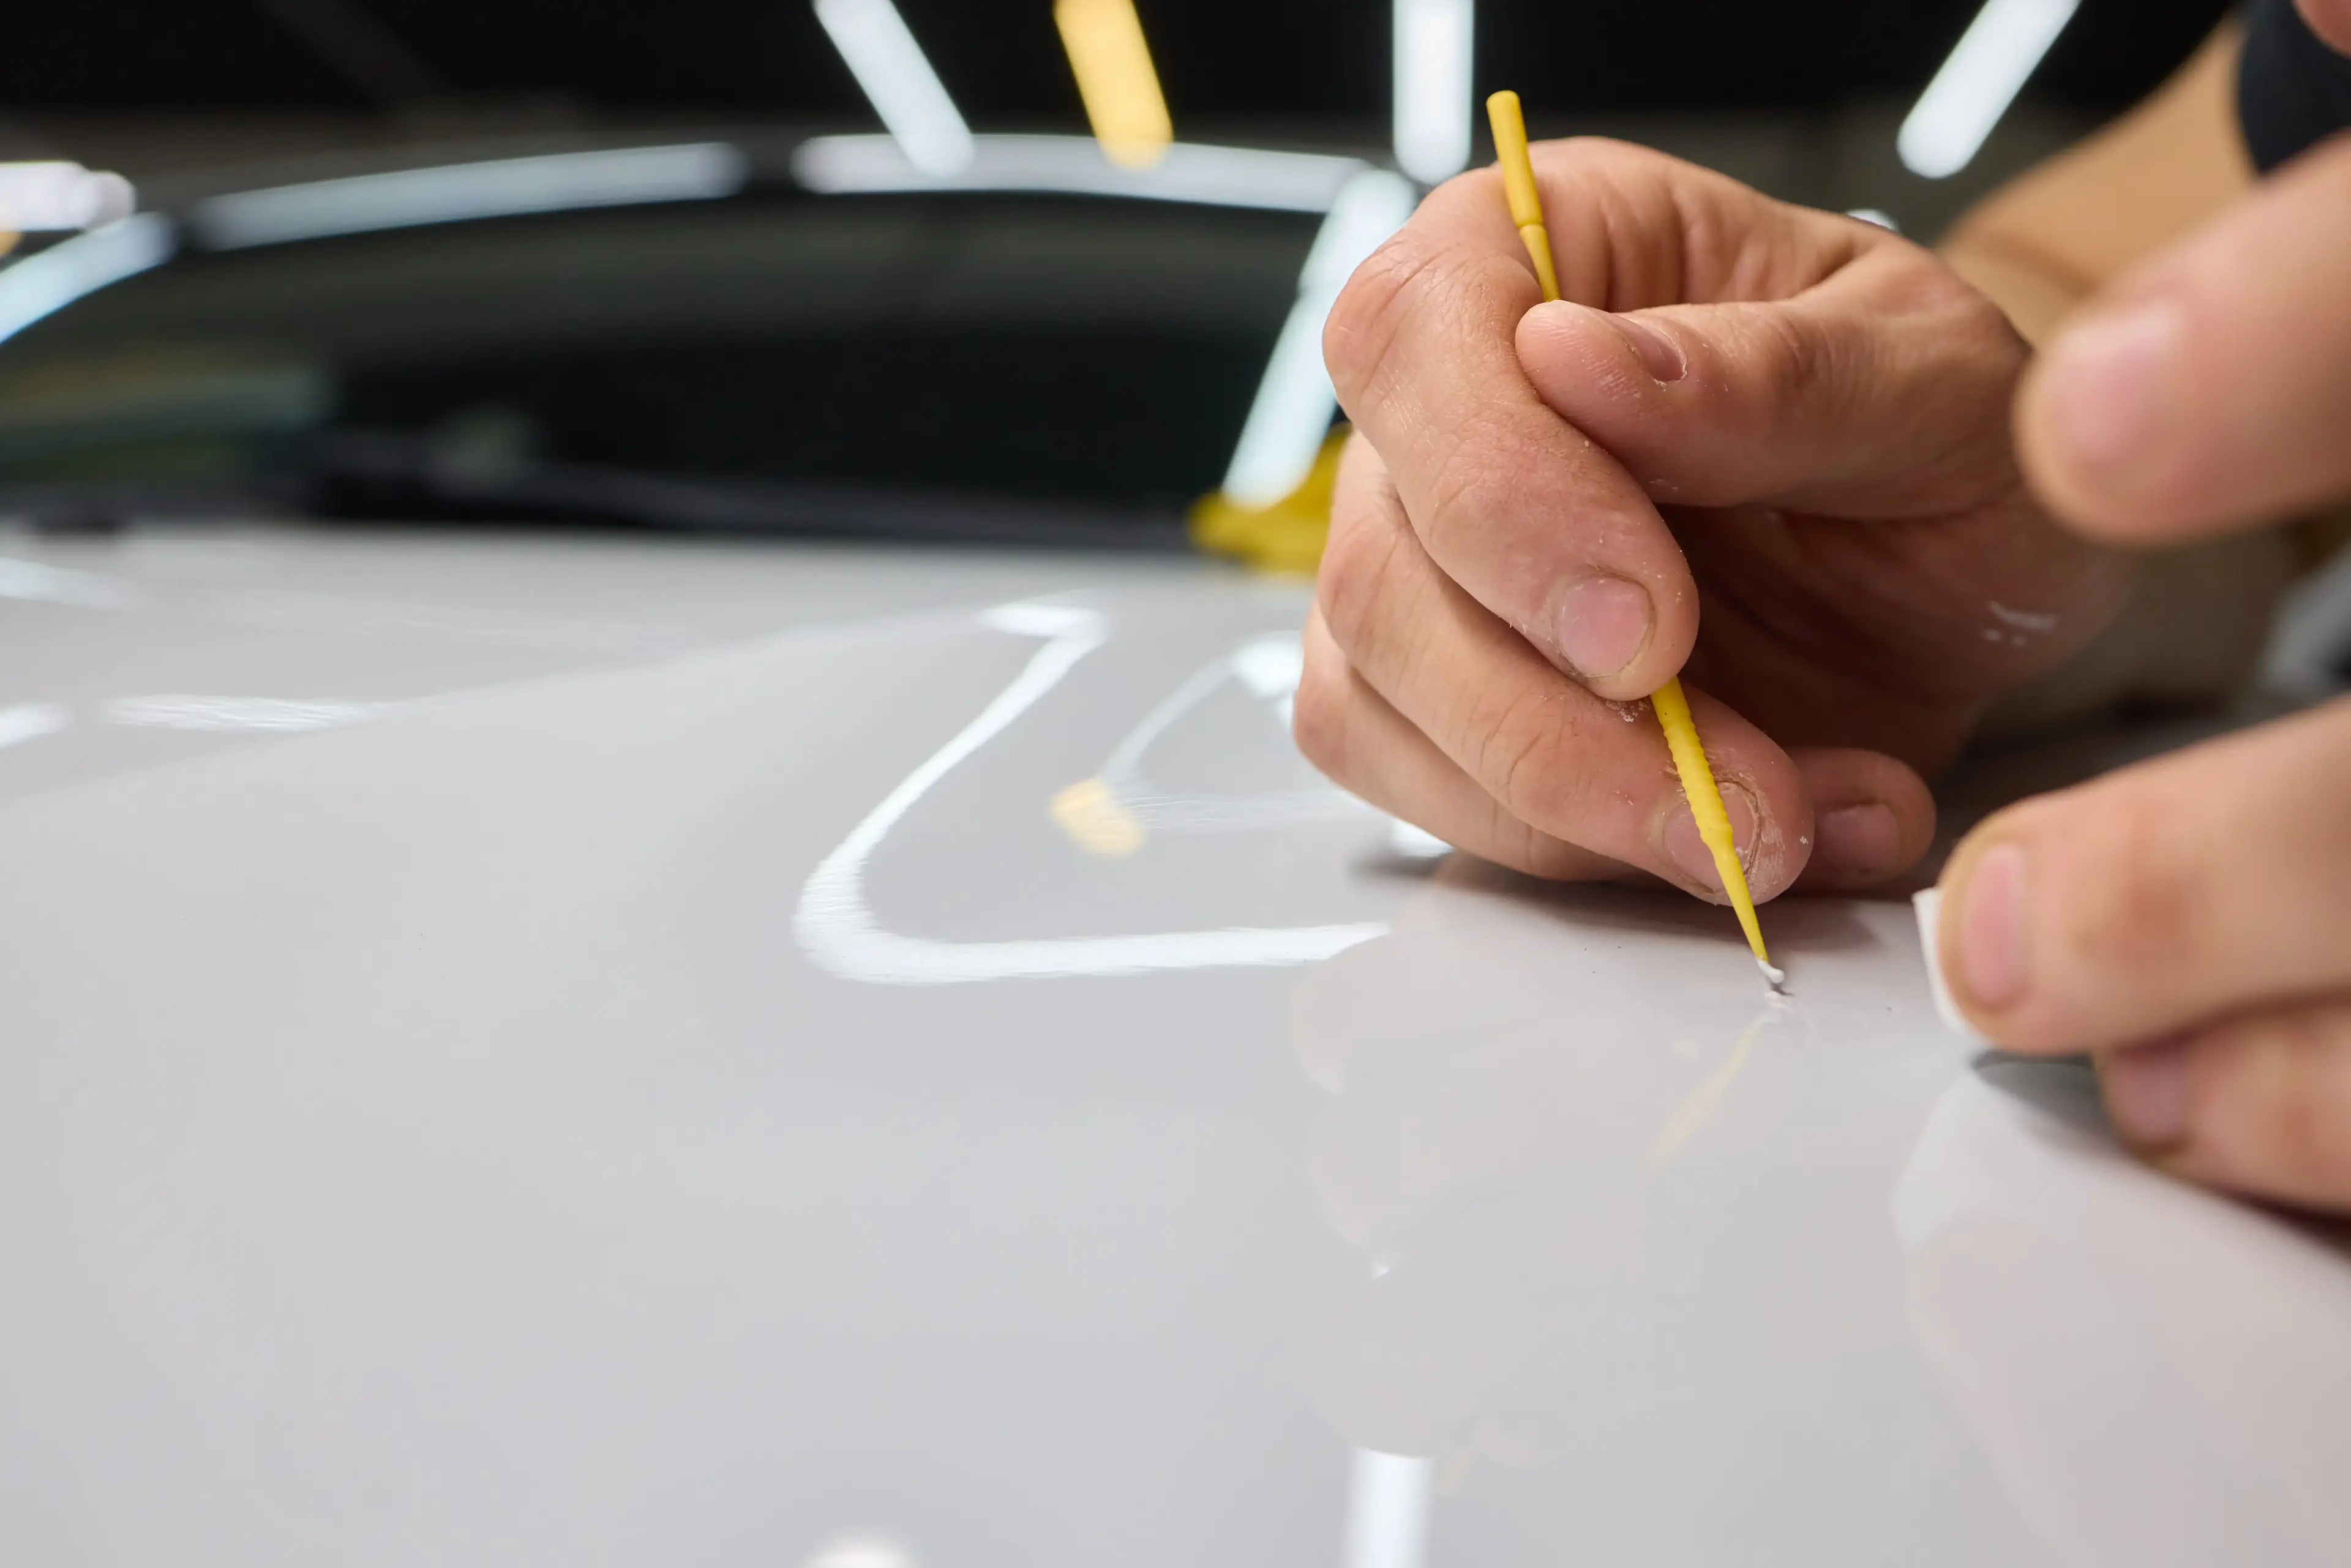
(794, 601, 1386, 985)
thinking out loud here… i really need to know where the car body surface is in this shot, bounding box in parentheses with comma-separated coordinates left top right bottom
(0, 138, 2347, 1567)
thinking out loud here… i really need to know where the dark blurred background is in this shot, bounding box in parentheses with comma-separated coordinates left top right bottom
(0, 0, 2236, 238)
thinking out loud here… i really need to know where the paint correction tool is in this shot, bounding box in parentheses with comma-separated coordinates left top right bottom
(1485, 89, 1782, 990)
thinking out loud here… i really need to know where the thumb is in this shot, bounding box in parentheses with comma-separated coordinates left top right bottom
(2015, 136, 2351, 544)
(1514, 244, 2028, 516)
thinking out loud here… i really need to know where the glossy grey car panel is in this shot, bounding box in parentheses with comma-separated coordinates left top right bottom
(0, 525, 2344, 1565)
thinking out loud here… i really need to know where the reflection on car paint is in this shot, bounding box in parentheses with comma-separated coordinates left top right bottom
(103, 695, 389, 732)
(1895, 1062, 2351, 1562)
(1051, 628, 1372, 858)
(1645, 1001, 1786, 1172)
(0, 213, 175, 346)
(0, 703, 66, 751)
(0, 552, 139, 608)
(1343, 1444, 1432, 1568)
(188, 145, 751, 251)
(794, 598, 1386, 984)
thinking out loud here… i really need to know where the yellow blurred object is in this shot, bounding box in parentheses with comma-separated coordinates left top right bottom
(0, 225, 18, 259)
(1188, 427, 1348, 576)
(1051, 776, 1147, 857)
(1054, 0, 1174, 169)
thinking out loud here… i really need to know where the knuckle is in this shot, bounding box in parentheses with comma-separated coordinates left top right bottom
(1757, 306, 1835, 410)
(2217, 1006, 2351, 1191)
(1512, 819, 1597, 881)
(1323, 236, 1429, 411)
(1470, 684, 1575, 828)
(1291, 645, 1351, 781)
(1314, 498, 1407, 658)
(1415, 418, 1526, 561)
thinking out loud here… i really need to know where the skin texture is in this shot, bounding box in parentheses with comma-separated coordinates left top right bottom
(1941, 133, 2351, 1213)
(1300, 139, 2126, 904)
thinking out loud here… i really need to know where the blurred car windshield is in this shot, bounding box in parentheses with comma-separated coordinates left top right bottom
(0, 185, 1323, 541)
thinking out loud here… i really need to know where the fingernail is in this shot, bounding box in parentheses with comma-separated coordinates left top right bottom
(1955, 842, 2028, 1010)
(1550, 574, 1653, 681)
(1608, 313, 1687, 383)
(1662, 781, 1758, 891)
(2102, 1037, 2192, 1149)
(1817, 802, 1900, 879)
(2042, 299, 2183, 478)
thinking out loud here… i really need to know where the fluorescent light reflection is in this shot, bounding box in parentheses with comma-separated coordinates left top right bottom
(1345, 1448, 1434, 1568)
(1846, 207, 1900, 231)
(812, 0, 975, 178)
(0, 214, 174, 347)
(1054, 0, 1174, 169)
(190, 144, 749, 249)
(1393, 0, 1474, 184)
(1056, 632, 1372, 849)
(105, 696, 386, 732)
(0, 703, 67, 751)
(0, 555, 138, 608)
(1388, 817, 1450, 858)
(793, 601, 1386, 985)
(0, 163, 136, 231)
(1897, 0, 2081, 179)
(1223, 168, 1417, 506)
(792, 133, 1367, 212)
(804, 1534, 915, 1568)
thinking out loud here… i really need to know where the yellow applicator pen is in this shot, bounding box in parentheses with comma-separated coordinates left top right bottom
(1485, 90, 1783, 991)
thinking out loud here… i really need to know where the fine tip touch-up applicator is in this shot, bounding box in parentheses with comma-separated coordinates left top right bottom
(1485, 89, 1782, 990)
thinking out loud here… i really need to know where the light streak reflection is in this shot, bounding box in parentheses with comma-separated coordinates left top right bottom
(189, 145, 749, 250)
(793, 601, 1386, 985)
(812, 0, 976, 178)
(1223, 168, 1417, 507)
(790, 133, 1367, 213)
(1392, 0, 1475, 184)
(1897, 0, 2082, 179)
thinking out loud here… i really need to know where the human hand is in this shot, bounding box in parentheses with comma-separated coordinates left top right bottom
(1938, 137, 2351, 1209)
(1296, 139, 2129, 906)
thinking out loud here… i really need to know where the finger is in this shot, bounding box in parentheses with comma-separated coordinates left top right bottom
(1514, 241, 2029, 517)
(1303, 604, 1934, 890)
(1296, 607, 1625, 883)
(1934, 699, 2351, 1052)
(1321, 146, 1708, 699)
(2015, 137, 2351, 542)
(2296, 0, 2351, 54)
(1786, 747, 1938, 891)
(2098, 997, 2351, 1212)
(1316, 433, 1814, 901)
